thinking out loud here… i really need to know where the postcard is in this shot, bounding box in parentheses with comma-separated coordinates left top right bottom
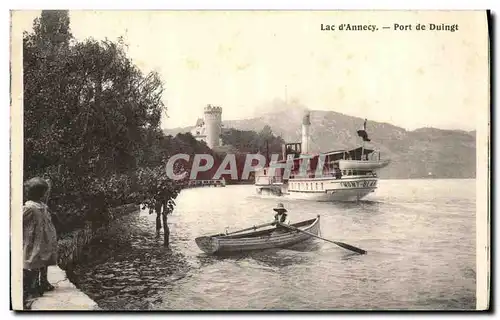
(10, 10, 490, 311)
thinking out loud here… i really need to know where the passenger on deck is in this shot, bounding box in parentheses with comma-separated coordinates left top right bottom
(272, 203, 290, 233)
(334, 168, 342, 179)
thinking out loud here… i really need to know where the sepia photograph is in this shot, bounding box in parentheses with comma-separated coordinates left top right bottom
(10, 9, 490, 311)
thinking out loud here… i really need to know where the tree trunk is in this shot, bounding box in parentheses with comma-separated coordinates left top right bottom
(155, 212, 161, 238)
(155, 199, 162, 237)
(162, 212, 169, 247)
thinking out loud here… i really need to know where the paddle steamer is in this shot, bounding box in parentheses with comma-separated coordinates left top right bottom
(255, 113, 390, 201)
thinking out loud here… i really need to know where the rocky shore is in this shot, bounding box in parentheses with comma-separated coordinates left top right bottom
(26, 204, 159, 311)
(65, 210, 191, 310)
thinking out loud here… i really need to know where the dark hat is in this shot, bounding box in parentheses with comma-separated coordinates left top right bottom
(273, 203, 287, 212)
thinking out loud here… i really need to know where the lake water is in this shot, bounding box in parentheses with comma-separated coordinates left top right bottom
(68, 179, 476, 310)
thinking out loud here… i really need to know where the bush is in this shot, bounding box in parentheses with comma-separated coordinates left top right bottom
(23, 11, 178, 235)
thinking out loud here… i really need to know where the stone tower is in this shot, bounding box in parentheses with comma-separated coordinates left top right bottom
(203, 104, 222, 149)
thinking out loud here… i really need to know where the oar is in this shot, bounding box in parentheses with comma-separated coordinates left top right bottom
(278, 223, 367, 255)
(224, 222, 275, 236)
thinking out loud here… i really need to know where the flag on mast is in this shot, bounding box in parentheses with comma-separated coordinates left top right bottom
(357, 119, 371, 142)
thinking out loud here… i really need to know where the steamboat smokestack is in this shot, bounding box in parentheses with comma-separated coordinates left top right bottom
(301, 111, 311, 155)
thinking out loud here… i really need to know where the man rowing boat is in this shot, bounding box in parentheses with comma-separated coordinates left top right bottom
(272, 203, 290, 233)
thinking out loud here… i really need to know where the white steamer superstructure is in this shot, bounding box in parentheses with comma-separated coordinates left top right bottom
(255, 112, 390, 202)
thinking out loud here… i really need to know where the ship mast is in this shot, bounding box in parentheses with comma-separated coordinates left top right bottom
(362, 132, 366, 160)
(361, 126, 365, 161)
(358, 119, 369, 161)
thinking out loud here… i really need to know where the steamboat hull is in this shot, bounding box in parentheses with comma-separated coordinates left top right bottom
(285, 188, 374, 202)
(256, 177, 378, 201)
(255, 186, 375, 201)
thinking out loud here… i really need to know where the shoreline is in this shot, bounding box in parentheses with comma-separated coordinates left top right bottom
(62, 210, 190, 310)
(24, 204, 141, 310)
(29, 265, 99, 310)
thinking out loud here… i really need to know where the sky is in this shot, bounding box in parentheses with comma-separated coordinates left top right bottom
(13, 10, 489, 131)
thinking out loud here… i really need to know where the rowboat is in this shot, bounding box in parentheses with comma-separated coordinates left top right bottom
(195, 215, 321, 254)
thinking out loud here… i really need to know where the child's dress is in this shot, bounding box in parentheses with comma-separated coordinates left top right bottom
(23, 200, 58, 270)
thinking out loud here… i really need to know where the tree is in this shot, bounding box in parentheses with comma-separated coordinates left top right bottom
(23, 11, 179, 245)
(259, 125, 274, 140)
(136, 166, 181, 246)
(221, 127, 285, 156)
(31, 10, 72, 52)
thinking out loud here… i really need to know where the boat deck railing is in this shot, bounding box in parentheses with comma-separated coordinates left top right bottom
(183, 179, 226, 188)
(288, 170, 377, 179)
(256, 168, 378, 183)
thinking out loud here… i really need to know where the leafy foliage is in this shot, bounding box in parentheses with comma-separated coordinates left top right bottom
(136, 166, 181, 214)
(23, 11, 181, 237)
(23, 11, 288, 241)
(221, 125, 285, 156)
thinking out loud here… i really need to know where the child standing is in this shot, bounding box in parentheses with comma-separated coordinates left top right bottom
(23, 177, 58, 308)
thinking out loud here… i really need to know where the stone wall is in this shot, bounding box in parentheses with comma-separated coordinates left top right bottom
(57, 204, 140, 270)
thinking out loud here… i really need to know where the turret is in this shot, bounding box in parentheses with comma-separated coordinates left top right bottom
(203, 104, 223, 149)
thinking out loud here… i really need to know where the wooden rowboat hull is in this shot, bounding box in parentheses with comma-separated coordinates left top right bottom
(195, 216, 321, 255)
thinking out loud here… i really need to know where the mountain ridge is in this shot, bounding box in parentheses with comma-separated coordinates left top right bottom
(163, 106, 476, 179)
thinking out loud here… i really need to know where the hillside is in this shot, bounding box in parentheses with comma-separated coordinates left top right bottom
(164, 101, 476, 179)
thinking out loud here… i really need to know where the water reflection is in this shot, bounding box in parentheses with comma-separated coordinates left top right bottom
(194, 241, 319, 269)
(249, 250, 312, 268)
(67, 214, 193, 310)
(340, 252, 363, 261)
(69, 182, 476, 310)
(286, 239, 322, 252)
(328, 199, 382, 211)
